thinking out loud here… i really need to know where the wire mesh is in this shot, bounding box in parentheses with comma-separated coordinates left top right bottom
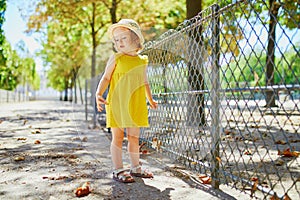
(141, 1, 300, 199)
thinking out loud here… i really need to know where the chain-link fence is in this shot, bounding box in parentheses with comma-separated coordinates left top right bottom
(141, 1, 299, 199)
(85, 74, 111, 132)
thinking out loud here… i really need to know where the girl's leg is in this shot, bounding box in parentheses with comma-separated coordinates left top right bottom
(126, 127, 140, 168)
(111, 127, 124, 169)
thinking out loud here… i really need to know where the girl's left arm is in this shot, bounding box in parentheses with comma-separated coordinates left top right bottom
(144, 67, 158, 109)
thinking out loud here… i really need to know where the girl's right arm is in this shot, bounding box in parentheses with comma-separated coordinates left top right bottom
(95, 54, 116, 111)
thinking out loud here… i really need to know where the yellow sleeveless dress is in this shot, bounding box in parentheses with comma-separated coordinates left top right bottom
(105, 53, 149, 128)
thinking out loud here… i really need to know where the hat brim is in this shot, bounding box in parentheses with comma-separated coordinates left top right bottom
(108, 24, 145, 44)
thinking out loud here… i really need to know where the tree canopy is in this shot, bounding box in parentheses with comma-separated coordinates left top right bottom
(0, 0, 6, 66)
(0, 0, 40, 92)
(25, 0, 186, 100)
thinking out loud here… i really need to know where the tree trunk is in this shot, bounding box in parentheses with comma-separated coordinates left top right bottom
(64, 87, 68, 101)
(110, 0, 117, 23)
(187, 0, 202, 19)
(78, 76, 84, 105)
(69, 87, 73, 102)
(91, 2, 97, 79)
(74, 78, 77, 103)
(265, 0, 280, 107)
(73, 68, 78, 104)
(186, 0, 205, 126)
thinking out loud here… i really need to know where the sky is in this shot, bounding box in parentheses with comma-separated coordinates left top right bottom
(3, 0, 43, 71)
(3, 1, 40, 53)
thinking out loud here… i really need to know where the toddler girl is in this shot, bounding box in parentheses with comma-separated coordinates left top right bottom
(95, 19, 158, 183)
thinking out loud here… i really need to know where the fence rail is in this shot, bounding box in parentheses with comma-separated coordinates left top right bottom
(141, 1, 299, 199)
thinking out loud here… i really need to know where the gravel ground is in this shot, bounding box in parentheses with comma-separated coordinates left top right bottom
(0, 100, 250, 200)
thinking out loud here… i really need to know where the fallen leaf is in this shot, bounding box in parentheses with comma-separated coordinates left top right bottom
(198, 174, 207, 178)
(250, 179, 259, 197)
(251, 177, 258, 182)
(198, 174, 211, 184)
(71, 137, 81, 141)
(290, 139, 300, 143)
(275, 140, 287, 145)
(34, 140, 41, 144)
(75, 182, 90, 197)
(141, 150, 148, 154)
(278, 148, 299, 157)
(55, 175, 67, 180)
(275, 158, 285, 166)
(152, 138, 162, 150)
(68, 154, 77, 159)
(14, 156, 25, 161)
(31, 129, 42, 134)
(42, 175, 67, 180)
(244, 149, 253, 155)
(235, 136, 243, 141)
(17, 137, 27, 141)
(224, 129, 232, 135)
(139, 142, 147, 152)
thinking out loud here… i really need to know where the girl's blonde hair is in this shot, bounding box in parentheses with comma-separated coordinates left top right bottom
(112, 29, 143, 52)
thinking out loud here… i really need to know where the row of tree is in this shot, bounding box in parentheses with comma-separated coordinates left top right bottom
(24, 0, 221, 101)
(0, 0, 40, 94)
(1, 0, 298, 105)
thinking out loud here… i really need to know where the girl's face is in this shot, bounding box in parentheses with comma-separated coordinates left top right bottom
(113, 27, 139, 55)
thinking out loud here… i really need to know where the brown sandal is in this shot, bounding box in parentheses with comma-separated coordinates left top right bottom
(130, 166, 153, 178)
(113, 169, 135, 183)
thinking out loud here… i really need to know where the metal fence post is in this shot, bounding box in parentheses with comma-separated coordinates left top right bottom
(91, 78, 97, 128)
(85, 79, 88, 121)
(210, 3, 221, 189)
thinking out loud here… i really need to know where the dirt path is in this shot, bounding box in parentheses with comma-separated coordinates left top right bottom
(0, 100, 243, 199)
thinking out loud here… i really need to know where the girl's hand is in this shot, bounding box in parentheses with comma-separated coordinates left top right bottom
(149, 100, 158, 109)
(96, 95, 108, 112)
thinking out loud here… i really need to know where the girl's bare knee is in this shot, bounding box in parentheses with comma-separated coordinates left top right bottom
(127, 135, 139, 143)
(111, 128, 124, 146)
(127, 127, 140, 138)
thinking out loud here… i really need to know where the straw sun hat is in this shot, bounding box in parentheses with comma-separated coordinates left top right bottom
(108, 19, 145, 44)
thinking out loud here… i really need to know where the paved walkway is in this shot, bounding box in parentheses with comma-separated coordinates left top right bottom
(0, 100, 243, 199)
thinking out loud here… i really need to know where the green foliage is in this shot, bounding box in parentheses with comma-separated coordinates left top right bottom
(0, 0, 40, 91)
(0, 40, 19, 90)
(0, 0, 6, 45)
(0, 0, 6, 65)
(249, 0, 299, 30)
(26, 0, 191, 93)
(20, 57, 40, 90)
(0, 38, 40, 91)
(224, 44, 300, 88)
(274, 45, 300, 84)
(39, 19, 90, 92)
